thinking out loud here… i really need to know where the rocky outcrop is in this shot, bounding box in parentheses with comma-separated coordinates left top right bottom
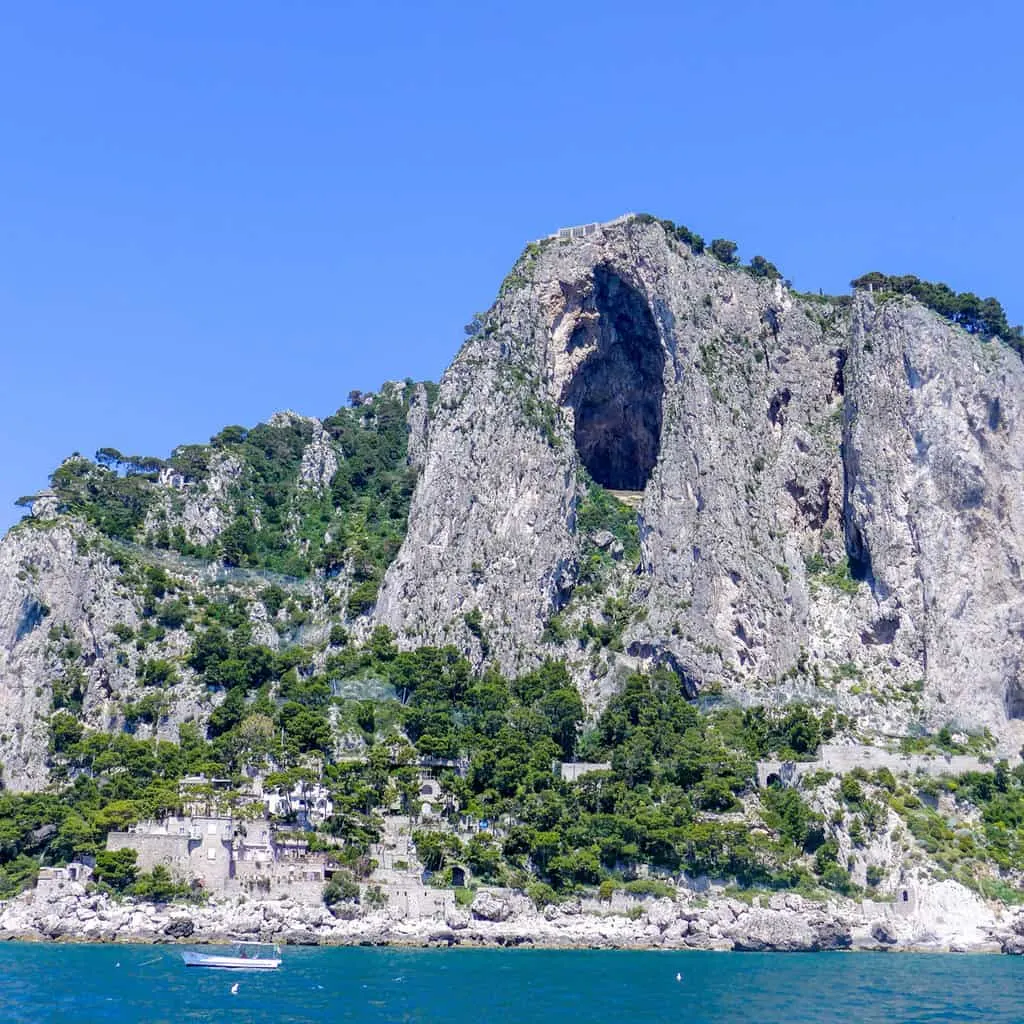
(154, 451, 243, 547)
(405, 383, 431, 471)
(0, 521, 141, 790)
(843, 297, 1024, 743)
(0, 518, 243, 791)
(443, 903, 470, 930)
(728, 908, 818, 952)
(374, 314, 578, 667)
(376, 216, 1024, 742)
(298, 420, 340, 490)
(0, 876, 1006, 953)
(470, 890, 513, 922)
(377, 220, 850, 682)
(164, 916, 195, 938)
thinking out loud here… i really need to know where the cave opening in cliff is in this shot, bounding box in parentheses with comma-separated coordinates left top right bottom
(844, 517, 874, 585)
(1006, 682, 1024, 720)
(563, 266, 665, 492)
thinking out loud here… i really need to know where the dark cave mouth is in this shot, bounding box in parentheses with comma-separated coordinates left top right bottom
(564, 266, 665, 492)
(1006, 682, 1024, 720)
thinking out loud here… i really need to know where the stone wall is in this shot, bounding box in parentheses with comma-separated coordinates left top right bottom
(757, 743, 997, 789)
(370, 883, 454, 919)
(108, 816, 246, 891)
(226, 875, 326, 906)
(105, 814, 337, 905)
(559, 762, 611, 782)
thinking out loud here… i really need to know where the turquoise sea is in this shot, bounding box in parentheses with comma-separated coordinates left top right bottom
(1, 944, 1022, 1023)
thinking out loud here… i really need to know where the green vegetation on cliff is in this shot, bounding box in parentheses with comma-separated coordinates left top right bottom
(631, 213, 783, 284)
(575, 478, 640, 564)
(5, 614, 1024, 907)
(40, 384, 428, 593)
(0, 624, 858, 900)
(852, 272, 1023, 354)
(48, 456, 157, 540)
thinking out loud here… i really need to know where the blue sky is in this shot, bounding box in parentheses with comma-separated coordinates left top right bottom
(2, 0, 1022, 532)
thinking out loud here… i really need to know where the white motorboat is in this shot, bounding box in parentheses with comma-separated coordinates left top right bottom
(181, 942, 282, 970)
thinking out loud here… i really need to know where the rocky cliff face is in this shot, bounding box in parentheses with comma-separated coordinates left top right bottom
(3, 214, 1024, 793)
(0, 383, 427, 790)
(377, 217, 1024, 747)
(0, 519, 256, 790)
(0, 523, 139, 790)
(379, 220, 851, 680)
(843, 297, 1024, 738)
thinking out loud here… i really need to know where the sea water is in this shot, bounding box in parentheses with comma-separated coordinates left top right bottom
(1, 943, 1022, 1023)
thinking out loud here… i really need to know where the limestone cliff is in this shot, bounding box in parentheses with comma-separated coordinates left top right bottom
(0, 522, 140, 790)
(3, 213, 1024, 794)
(843, 296, 1024, 739)
(377, 216, 1024, 747)
(379, 219, 849, 687)
(0, 382, 428, 789)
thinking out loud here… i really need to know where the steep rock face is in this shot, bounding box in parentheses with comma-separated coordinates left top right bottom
(374, 317, 577, 663)
(604, 234, 848, 691)
(378, 217, 1024, 742)
(0, 518, 275, 792)
(0, 522, 141, 790)
(405, 383, 431, 472)
(152, 452, 243, 547)
(295, 417, 341, 490)
(844, 296, 1024, 743)
(378, 219, 850, 686)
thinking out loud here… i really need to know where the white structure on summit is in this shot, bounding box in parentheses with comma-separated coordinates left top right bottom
(548, 214, 636, 242)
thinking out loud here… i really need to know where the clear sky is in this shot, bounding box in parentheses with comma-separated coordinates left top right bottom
(2, 0, 1022, 533)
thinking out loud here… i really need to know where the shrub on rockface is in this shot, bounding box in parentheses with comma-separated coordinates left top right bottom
(761, 786, 824, 852)
(710, 238, 739, 265)
(93, 848, 139, 892)
(748, 255, 781, 280)
(0, 855, 40, 898)
(527, 881, 559, 908)
(633, 214, 705, 254)
(323, 871, 360, 906)
(851, 272, 1023, 352)
(130, 865, 197, 903)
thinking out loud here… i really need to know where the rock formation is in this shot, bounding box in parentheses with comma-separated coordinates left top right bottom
(0, 523, 135, 790)
(3, 213, 1024, 794)
(377, 216, 1024, 748)
(0, 874, 1010, 953)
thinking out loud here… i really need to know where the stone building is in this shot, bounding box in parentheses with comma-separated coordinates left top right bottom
(557, 761, 612, 783)
(231, 823, 336, 904)
(107, 815, 237, 890)
(35, 861, 93, 895)
(105, 814, 337, 904)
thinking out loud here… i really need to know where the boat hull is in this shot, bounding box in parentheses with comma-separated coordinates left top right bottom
(181, 951, 281, 970)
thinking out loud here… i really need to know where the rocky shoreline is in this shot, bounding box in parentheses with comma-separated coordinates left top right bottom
(4, 877, 1024, 955)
